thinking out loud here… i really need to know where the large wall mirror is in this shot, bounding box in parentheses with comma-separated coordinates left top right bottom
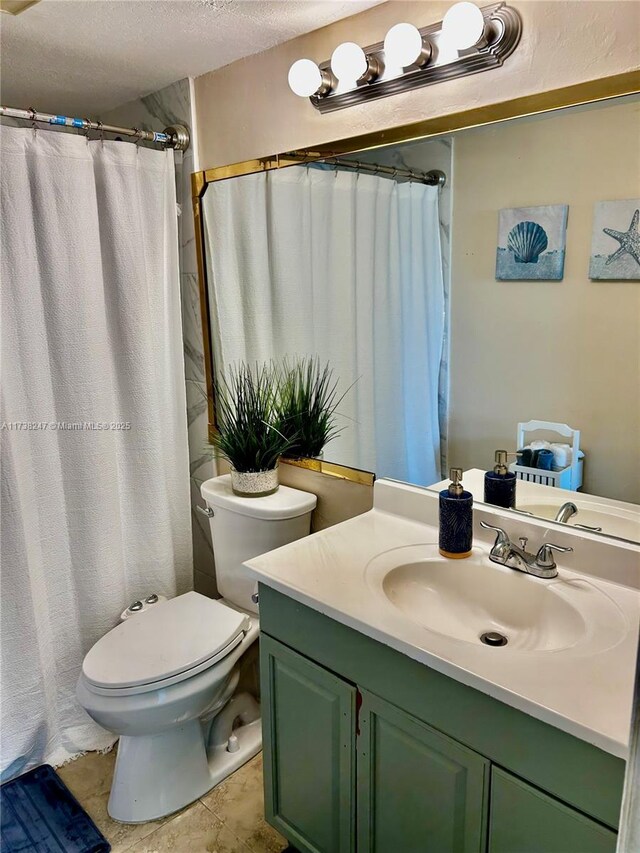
(196, 93, 640, 543)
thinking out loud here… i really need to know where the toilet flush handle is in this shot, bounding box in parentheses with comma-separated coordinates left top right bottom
(196, 505, 214, 518)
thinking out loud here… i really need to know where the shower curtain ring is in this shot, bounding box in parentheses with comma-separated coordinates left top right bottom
(27, 107, 37, 136)
(96, 121, 105, 146)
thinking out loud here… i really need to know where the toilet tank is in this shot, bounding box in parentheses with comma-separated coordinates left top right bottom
(200, 475, 317, 615)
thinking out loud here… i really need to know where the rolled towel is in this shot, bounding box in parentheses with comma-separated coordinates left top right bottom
(537, 449, 554, 470)
(518, 447, 533, 467)
(530, 439, 551, 450)
(550, 443, 572, 468)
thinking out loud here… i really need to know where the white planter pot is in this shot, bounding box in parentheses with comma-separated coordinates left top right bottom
(230, 467, 279, 497)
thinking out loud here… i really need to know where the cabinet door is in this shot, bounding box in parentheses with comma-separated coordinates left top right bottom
(357, 690, 489, 853)
(260, 635, 356, 853)
(489, 767, 617, 853)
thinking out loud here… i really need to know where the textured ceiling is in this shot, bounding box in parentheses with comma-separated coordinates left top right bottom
(0, 0, 383, 114)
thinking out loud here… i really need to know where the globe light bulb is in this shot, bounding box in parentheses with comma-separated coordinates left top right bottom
(383, 23, 428, 69)
(330, 42, 368, 84)
(287, 59, 326, 98)
(441, 2, 487, 51)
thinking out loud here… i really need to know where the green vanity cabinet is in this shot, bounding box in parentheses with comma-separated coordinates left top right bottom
(488, 768, 617, 853)
(260, 635, 356, 853)
(259, 585, 624, 853)
(357, 690, 489, 852)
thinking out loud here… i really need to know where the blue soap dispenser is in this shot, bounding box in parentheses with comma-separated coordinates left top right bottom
(439, 467, 473, 559)
(484, 450, 517, 509)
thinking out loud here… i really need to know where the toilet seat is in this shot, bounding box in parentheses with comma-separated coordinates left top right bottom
(82, 592, 250, 696)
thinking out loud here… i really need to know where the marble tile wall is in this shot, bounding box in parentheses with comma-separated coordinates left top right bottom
(100, 80, 217, 593)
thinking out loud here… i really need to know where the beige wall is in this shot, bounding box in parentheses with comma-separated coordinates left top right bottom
(194, 1, 639, 170)
(448, 98, 640, 503)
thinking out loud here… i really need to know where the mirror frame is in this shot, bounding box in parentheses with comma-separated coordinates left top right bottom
(191, 70, 639, 487)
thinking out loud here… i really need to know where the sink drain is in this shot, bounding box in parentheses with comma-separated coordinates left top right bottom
(480, 631, 508, 647)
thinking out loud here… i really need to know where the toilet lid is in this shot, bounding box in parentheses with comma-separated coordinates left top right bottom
(82, 592, 250, 690)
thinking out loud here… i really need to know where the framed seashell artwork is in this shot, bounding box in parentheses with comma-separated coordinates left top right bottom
(589, 199, 640, 281)
(496, 204, 569, 280)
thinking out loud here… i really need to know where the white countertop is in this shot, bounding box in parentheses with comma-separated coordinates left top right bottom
(246, 480, 640, 759)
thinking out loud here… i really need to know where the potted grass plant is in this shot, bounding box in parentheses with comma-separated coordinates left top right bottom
(213, 362, 292, 497)
(275, 357, 347, 460)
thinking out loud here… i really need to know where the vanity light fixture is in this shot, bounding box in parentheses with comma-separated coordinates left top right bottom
(330, 42, 379, 85)
(383, 23, 431, 70)
(287, 59, 331, 98)
(441, 1, 490, 51)
(287, 1, 522, 113)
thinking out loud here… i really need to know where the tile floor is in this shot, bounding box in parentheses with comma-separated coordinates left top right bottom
(58, 749, 288, 853)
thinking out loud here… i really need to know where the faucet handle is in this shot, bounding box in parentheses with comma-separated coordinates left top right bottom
(480, 520, 510, 547)
(535, 542, 573, 569)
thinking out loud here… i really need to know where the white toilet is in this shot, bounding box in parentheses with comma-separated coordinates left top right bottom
(77, 474, 316, 823)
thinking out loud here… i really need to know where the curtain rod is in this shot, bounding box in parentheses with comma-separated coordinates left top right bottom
(322, 157, 446, 187)
(0, 105, 190, 151)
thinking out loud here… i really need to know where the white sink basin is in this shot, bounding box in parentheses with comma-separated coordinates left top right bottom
(367, 544, 627, 653)
(248, 478, 640, 756)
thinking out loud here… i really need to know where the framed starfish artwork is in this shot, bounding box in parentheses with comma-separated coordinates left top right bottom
(589, 199, 640, 280)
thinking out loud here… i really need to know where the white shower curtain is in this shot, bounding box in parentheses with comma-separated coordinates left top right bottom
(204, 165, 445, 484)
(0, 125, 192, 776)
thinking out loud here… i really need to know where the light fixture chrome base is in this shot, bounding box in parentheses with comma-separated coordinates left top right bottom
(310, 2, 522, 114)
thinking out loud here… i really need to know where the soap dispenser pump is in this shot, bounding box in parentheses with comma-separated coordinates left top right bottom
(484, 450, 517, 509)
(439, 468, 473, 559)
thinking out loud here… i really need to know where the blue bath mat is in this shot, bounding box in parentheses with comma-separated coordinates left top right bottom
(0, 764, 110, 853)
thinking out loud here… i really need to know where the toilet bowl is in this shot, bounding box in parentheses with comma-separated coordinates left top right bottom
(77, 476, 316, 823)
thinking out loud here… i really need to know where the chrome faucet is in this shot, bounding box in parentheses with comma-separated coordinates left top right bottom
(555, 502, 578, 524)
(480, 521, 573, 579)
(553, 501, 603, 532)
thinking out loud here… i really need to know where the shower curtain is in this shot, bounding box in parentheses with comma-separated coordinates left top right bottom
(204, 165, 445, 485)
(0, 125, 192, 776)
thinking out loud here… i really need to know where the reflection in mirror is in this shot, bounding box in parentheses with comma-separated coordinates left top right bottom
(202, 151, 450, 487)
(200, 94, 640, 542)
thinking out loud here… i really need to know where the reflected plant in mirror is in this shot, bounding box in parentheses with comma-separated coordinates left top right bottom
(197, 93, 640, 541)
(275, 357, 350, 461)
